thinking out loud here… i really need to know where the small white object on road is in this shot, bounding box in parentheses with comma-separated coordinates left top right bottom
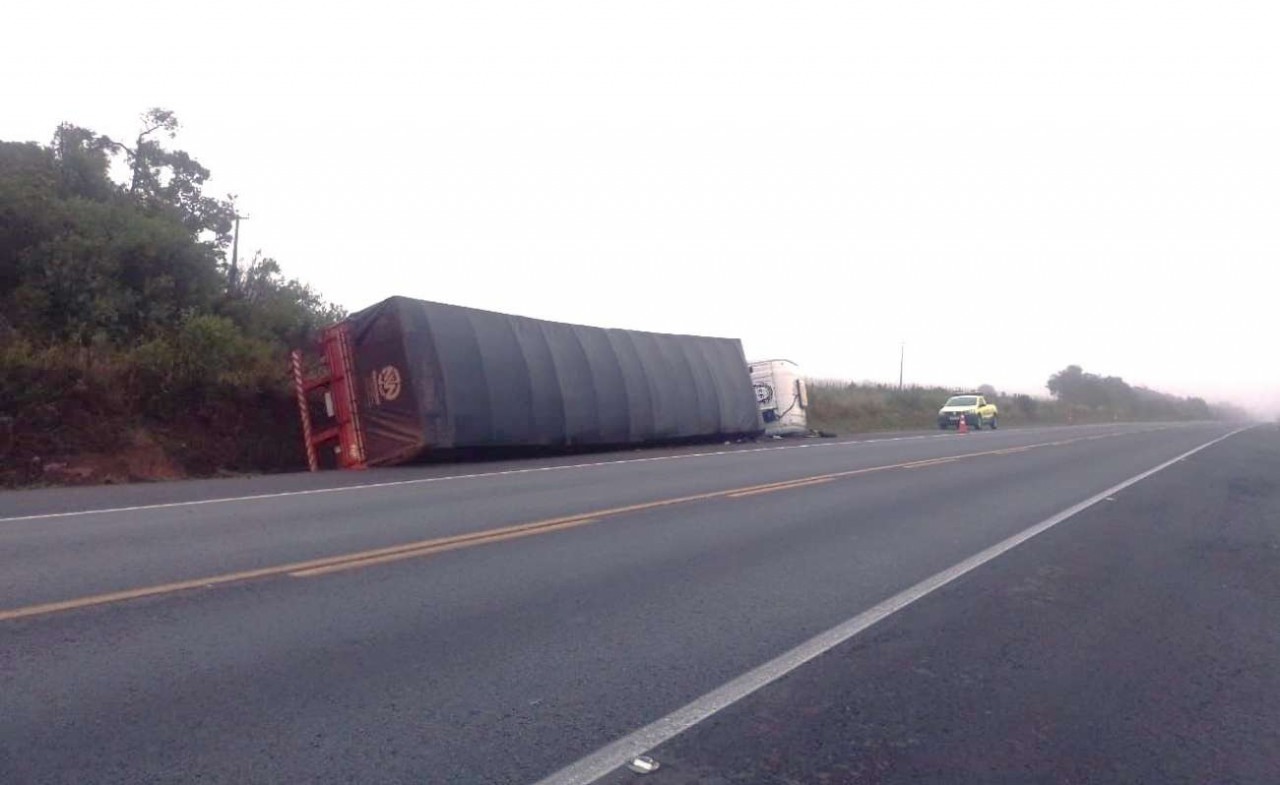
(626, 756, 659, 774)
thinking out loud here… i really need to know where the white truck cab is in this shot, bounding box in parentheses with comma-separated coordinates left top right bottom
(748, 359, 809, 437)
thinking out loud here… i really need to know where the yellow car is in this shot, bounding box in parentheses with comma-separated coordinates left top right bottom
(937, 394, 998, 430)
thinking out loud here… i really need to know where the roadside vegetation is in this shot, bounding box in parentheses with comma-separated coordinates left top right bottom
(1, 112, 1250, 486)
(1, 110, 342, 486)
(808, 368, 1249, 435)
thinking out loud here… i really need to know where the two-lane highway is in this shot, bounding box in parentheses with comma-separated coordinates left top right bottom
(0, 422, 1261, 783)
(0, 423, 1171, 611)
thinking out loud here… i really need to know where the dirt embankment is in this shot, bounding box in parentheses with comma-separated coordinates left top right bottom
(1, 373, 305, 488)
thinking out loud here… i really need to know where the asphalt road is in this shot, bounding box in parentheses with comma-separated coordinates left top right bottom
(1, 422, 1271, 784)
(593, 423, 1280, 785)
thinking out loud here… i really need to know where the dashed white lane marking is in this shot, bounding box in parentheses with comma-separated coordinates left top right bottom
(531, 424, 1251, 785)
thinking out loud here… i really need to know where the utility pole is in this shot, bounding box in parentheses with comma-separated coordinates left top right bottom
(229, 213, 248, 295)
(898, 342, 905, 390)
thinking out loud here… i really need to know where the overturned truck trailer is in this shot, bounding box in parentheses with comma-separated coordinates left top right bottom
(292, 297, 764, 469)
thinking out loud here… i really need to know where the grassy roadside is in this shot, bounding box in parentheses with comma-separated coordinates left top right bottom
(806, 381, 1135, 435)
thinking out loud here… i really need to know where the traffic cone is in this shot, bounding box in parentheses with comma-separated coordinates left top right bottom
(957, 415, 969, 434)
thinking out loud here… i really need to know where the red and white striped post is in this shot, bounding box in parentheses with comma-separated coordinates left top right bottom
(291, 349, 319, 472)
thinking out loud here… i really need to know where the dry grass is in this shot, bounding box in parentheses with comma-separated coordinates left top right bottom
(805, 380, 1106, 435)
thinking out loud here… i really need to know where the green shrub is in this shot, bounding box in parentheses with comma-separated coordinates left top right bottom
(0, 116, 349, 485)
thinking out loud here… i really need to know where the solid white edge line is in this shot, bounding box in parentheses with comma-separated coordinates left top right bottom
(532, 424, 1252, 785)
(0, 423, 1129, 523)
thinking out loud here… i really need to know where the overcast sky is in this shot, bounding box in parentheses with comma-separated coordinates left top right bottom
(6, 1, 1278, 414)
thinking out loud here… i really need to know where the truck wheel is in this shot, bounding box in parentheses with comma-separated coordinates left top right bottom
(971, 415, 981, 430)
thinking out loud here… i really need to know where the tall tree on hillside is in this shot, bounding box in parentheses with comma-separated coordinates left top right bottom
(51, 124, 116, 200)
(106, 107, 179, 196)
(101, 109, 235, 250)
(1, 127, 227, 346)
(2, 114, 341, 353)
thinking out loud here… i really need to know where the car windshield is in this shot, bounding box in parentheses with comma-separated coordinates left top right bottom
(946, 396, 978, 406)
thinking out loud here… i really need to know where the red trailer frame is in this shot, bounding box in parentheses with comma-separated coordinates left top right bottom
(291, 321, 367, 471)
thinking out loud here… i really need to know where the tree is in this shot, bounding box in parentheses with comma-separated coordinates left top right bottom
(1046, 364, 1085, 401)
(2, 114, 346, 483)
(112, 107, 179, 196)
(101, 109, 235, 251)
(1046, 364, 1215, 422)
(1, 137, 226, 347)
(51, 124, 117, 201)
(218, 253, 346, 348)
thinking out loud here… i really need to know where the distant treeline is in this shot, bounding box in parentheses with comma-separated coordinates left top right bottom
(1044, 365, 1244, 422)
(807, 367, 1248, 435)
(1, 110, 343, 485)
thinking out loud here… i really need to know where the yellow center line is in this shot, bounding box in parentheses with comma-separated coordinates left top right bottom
(0, 428, 1142, 621)
(987, 446, 1033, 456)
(726, 477, 835, 499)
(291, 519, 603, 577)
(901, 456, 961, 469)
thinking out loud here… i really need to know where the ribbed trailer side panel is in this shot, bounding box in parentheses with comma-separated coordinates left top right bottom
(339, 297, 761, 466)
